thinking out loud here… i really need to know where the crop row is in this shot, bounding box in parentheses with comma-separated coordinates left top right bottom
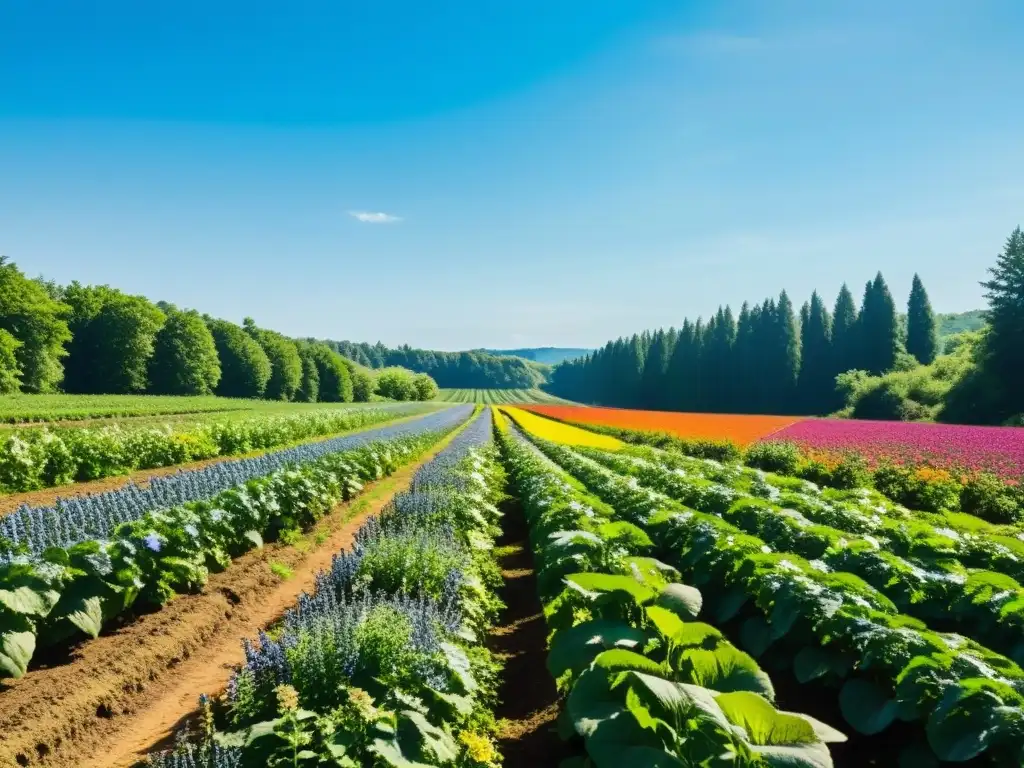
(504, 418, 1024, 765)
(149, 408, 507, 768)
(494, 413, 846, 767)
(579, 444, 1024, 663)
(0, 402, 435, 494)
(0, 405, 474, 681)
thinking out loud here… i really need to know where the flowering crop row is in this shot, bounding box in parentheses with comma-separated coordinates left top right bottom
(521, 404, 799, 446)
(0, 405, 475, 681)
(500, 406, 624, 450)
(0, 402, 435, 494)
(503, 411, 1024, 765)
(496, 417, 846, 767)
(149, 408, 507, 768)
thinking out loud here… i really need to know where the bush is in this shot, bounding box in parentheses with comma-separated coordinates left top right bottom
(744, 441, 801, 475)
(412, 372, 438, 401)
(374, 367, 419, 401)
(872, 464, 962, 513)
(960, 473, 1023, 524)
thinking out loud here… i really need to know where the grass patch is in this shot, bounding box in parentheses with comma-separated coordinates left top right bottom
(269, 561, 294, 580)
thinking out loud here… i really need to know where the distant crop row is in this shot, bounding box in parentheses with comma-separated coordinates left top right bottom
(502, 406, 1024, 765)
(0, 402, 438, 494)
(435, 387, 573, 404)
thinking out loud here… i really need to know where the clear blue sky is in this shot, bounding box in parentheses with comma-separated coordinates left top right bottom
(2, 1, 1022, 350)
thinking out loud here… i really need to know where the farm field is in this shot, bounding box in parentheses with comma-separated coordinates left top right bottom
(522, 403, 1024, 477)
(498, 404, 1024, 765)
(435, 387, 574, 404)
(0, 401, 441, 495)
(0, 393, 388, 425)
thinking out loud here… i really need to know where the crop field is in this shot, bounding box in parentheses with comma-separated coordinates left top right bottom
(498, 404, 1024, 765)
(0, 393, 381, 424)
(435, 387, 574, 404)
(3, 401, 1022, 768)
(522, 404, 1024, 477)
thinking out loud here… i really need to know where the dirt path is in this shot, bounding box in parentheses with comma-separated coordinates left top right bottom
(0, 409, 432, 515)
(489, 495, 574, 767)
(0, 426, 464, 768)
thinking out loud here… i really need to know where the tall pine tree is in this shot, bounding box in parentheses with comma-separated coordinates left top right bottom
(858, 273, 900, 375)
(980, 226, 1024, 417)
(640, 329, 671, 409)
(906, 274, 938, 364)
(831, 284, 859, 378)
(797, 291, 833, 412)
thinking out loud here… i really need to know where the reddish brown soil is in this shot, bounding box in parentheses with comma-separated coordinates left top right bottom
(0, 428, 463, 768)
(490, 496, 576, 766)
(0, 411, 426, 515)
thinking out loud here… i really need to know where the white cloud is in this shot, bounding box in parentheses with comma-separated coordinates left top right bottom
(348, 210, 402, 223)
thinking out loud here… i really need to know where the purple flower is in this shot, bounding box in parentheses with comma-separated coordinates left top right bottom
(143, 532, 163, 553)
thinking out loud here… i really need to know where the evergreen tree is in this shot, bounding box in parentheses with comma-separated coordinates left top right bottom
(148, 308, 221, 395)
(640, 329, 671, 409)
(980, 226, 1024, 417)
(772, 291, 801, 412)
(207, 318, 272, 398)
(906, 274, 939, 364)
(858, 272, 900, 375)
(797, 291, 834, 412)
(831, 284, 859, 378)
(666, 320, 699, 410)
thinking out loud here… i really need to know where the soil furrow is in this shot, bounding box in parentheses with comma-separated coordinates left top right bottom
(490, 494, 573, 767)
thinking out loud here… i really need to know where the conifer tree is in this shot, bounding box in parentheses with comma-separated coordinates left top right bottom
(906, 274, 938, 364)
(773, 291, 801, 412)
(797, 291, 833, 412)
(980, 226, 1024, 417)
(858, 272, 900, 375)
(640, 329, 670, 408)
(831, 283, 859, 378)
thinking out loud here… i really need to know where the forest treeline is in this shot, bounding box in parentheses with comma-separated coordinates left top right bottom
(547, 226, 1024, 425)
(0, 259, 438, 403)
(325, 340, 545, 389)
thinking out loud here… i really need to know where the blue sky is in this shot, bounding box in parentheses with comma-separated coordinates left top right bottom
(1, 0, 1022, 350)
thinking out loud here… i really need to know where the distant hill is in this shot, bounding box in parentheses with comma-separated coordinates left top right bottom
(484, 347, 592, 366)
(937, 310, 986, 338)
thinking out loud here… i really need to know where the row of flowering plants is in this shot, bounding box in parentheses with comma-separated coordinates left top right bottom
(0, 402, 434, 494)
(525, 408, 1024, 523)
(0, 406, 475, 681)
(147, 408, 508, 768)
(495, 415, 846, 767)
(505, 415, 1024, 766)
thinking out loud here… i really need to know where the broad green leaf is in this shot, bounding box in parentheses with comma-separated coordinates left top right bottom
(645, 605, 686, 640)
(839, 679, 897, 735)
(740, 616, 773, 658)
(0, 585, 59, 617)
(593, 648, 668, 677)
(715, 691, 817, 746)
(617, 672, 733, 733)
(712, 586, 748, 622)
(548, 620, 647, 680)
(750, 741, 834, 768)
(398, 710, 458, 763)
(566, 573, 657, 604)
(369, 738, 434, 768)
(567, 668, 624, 738)
(0, 629, 35, 679)
(793, 647, 840, 684)
(682, 646, 775, 700)
(64, 595, 103, 639)
(440, 642, 476, 693)
(243, 530, 264, 549)
(656, 583, 703, 620)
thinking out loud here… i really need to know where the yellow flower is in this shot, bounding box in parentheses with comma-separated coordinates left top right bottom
(459, 730, 499, 765)
(274, 684, 300, 712)
(502, 407, 623, 451)
(491, 406, 509, 432)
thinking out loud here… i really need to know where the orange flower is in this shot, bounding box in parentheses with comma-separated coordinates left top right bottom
(519, 406, 799, 447)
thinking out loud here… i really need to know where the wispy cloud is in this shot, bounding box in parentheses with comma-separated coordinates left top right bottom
(348, 210, 402, 223)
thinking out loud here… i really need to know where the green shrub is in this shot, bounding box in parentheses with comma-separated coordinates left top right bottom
(744, 441, 801, 475)
(872, 464, 962, 513)
(960, 473, 1023, 524)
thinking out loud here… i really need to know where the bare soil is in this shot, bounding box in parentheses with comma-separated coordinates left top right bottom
(490, 495, 575, 767)
(0, 428, 462, 768)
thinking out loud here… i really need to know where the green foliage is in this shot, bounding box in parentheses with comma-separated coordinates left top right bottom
(977, 226, 1024, 420)
(872, 464, 962, 513)
(960, 473, 1023, 524)
(0, 328, 23, 394)
(207, 318, 273, 399)
(797, 292, 834, 412)
(148, 308, 222, 395)
(307, 343, 353, 403)
(858, 272, 902, 375)
(294, 342, 320, 403)
(0, 258, 72, 393)
(907, 274, 939, 365)
(744, 441, 801, 475)
(245, 319, 302, 401)
(374, 367, 437, 401)
(412, 372, 438, 401)
(831, 283, 860, 380)
(62, 283, 166, 394)
(342, 358, 375, 402)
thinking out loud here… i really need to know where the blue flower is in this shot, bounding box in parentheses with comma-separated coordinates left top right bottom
(143, 532, 163, 553)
